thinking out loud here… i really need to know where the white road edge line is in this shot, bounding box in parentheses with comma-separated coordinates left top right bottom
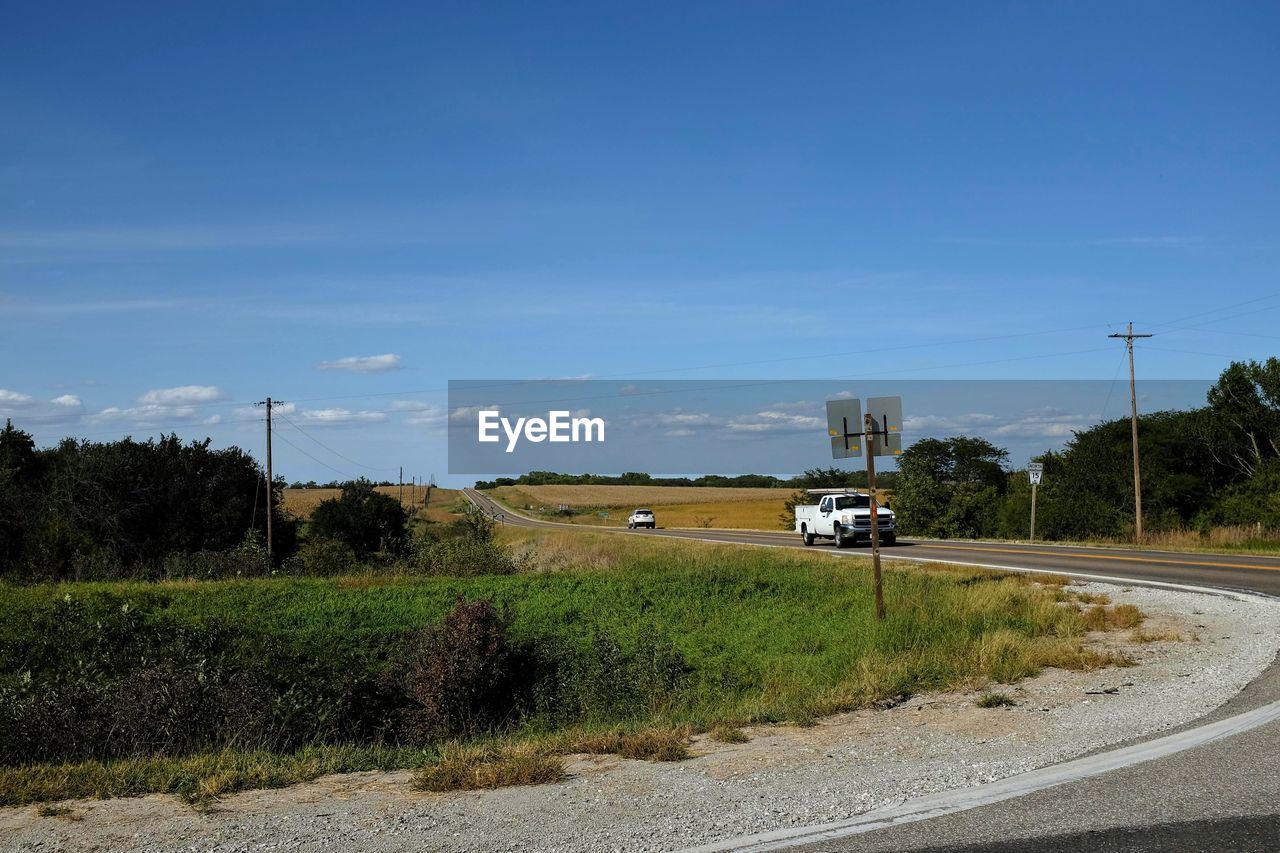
(676, 696, 1280, 853)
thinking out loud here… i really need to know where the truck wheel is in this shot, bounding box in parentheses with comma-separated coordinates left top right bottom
(834, 526, 848, 548)
(883, 533, 896, 546)
(802, 526, 814, 546)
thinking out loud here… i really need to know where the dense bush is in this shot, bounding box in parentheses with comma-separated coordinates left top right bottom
(0, 582, 689, 766)
(308, 479, 409, 558)
(387, 598, 529, 741)
(892, 438, 1008, 538)
(0, 423, 296, 581)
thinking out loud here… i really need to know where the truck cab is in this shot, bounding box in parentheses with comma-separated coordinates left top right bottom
(794, 491, 895, 548)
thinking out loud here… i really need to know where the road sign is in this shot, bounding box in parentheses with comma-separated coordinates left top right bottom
(826, 399, 863, 459)
(1027, 462, 1043, 541)
(865, 396, 904, 457)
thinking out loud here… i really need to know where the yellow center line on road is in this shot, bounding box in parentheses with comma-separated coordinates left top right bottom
(913, 543, 1280, 572)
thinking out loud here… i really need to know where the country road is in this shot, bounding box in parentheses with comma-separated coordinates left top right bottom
(465, 488, 1280, 852)
(463, 489, 1280, 597)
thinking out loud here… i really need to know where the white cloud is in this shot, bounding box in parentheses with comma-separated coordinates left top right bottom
(726, 410, 824, 433)
(138, 385, 226, 405)
(651, 411, 716, 427)
(88, 404, 203, 425)
(389, 400, 433, 412)
(317, 353, 403, 373)
(664, 428, 696, 437)
(295, 408, 388, 426)
(905, 408, 1090, 440)
(0, 388, 86, 425)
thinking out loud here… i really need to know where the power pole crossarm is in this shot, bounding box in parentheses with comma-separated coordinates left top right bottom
(1108, 323, 1153, 542)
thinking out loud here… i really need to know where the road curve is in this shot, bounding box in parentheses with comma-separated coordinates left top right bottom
(465, 488, 1280, 852)
(464, 489, 1280, 598)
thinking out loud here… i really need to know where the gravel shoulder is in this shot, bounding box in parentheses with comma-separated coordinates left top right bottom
(5, 582, 1278, 853)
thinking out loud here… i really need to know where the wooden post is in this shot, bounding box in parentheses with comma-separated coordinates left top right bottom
(1030, 481, 1037, 544)
(864, 413, 885, 621)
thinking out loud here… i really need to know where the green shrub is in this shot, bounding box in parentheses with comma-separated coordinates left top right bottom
(386, 597, 527, 742)
(293, 539, 360, 576)
(411, 537, 523, 576)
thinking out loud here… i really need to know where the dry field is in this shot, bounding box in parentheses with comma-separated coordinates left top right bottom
(282, 486, 464, 522)
(490, 485, 794, 530)
(491, 485, 790, 507)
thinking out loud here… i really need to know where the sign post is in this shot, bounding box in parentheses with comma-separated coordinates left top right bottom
(826, 396, 902, 621)
(1028, 462, 1044, 543)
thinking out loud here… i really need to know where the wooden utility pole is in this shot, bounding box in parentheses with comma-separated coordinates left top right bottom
(255, 397, 285, 558)
(863, 413, 886, 621)
(1109, 323, 1153, 542)
(399, 466, 403, 506)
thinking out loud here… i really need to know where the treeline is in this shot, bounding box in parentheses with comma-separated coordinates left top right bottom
(891, 358, 1280, 540)
(474, 469, 899, 490)
(0, 424, 296, 582)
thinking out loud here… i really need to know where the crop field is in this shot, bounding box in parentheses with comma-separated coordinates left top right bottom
(0, 528, 1137, 806)
(490, 485, 794, 529)
(283, 486, 464, 522)
(491, 485, 791, 507)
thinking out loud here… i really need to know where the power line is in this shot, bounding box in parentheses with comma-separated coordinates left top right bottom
(270, 429, 354, 480)
(275, 411, 394, 472)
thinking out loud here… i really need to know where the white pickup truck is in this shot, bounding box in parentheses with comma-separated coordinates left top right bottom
(794, 491, 896, 548)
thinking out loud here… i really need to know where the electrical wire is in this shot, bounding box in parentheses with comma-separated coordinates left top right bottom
(275, 412, 395, 472)
(269, 429, 354, 480)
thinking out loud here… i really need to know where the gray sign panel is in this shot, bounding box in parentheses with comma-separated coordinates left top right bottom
(865, 396, 904, 457)
(826, 398, 862, 458)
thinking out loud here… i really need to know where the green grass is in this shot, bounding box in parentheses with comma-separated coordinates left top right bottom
(0, 529, 1132, 805)
(976, 691, 1017, 708)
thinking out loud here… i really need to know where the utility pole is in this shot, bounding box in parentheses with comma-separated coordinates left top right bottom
(1108, 323, 1153, 542)
(255, 397, 285, 558)
(863, 413, 886, 622)
(399, 466, 403, 507)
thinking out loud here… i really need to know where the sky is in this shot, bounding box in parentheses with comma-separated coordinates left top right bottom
(2, 2, 1278, 486)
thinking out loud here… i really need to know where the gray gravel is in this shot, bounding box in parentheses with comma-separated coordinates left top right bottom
(4, 583, 1278, 853)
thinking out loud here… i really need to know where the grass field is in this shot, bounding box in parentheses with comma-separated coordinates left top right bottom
(0, 528, 1135, 806)
(283, 486, 464, 523)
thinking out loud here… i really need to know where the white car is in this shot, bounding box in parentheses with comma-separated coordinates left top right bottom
(628, 508, 656, 529)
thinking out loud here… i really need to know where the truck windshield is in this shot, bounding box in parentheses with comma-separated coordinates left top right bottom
(833, 496, 871, 509)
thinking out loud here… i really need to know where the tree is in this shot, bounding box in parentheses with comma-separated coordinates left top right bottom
(309, 479, 409, 559)
(893, 437, 1008, 538)
(1204, 358, 1280, 482)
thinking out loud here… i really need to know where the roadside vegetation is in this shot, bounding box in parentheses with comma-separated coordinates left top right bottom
(0, 528, 1140, 807)
(888, 358, 1280, 550)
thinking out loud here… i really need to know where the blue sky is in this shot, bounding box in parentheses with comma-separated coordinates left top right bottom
(2, 2, 1278, 485)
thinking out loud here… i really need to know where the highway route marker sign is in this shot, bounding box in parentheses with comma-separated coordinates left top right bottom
(1028, 462, 1044, 542)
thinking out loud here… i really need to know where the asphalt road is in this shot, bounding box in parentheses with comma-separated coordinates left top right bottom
(463, 489, 1280, 598)
(464, 489, 1280, 852)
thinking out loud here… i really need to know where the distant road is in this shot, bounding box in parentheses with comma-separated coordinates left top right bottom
(463, 489, 1280, 598)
